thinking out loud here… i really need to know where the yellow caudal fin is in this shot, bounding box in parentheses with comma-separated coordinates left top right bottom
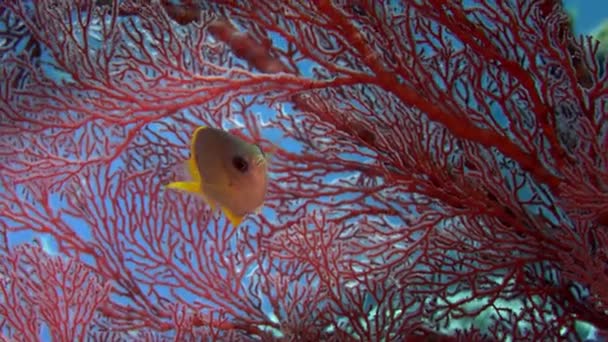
(221, 206, 244, 227)
(181, 126, 206, 182)
(165, 181, 200, 194)
(185, 157, 201, 183)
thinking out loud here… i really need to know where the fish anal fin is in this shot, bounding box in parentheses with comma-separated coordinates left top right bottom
(165, 181, 200, 194)
(221, 206, 244, 227)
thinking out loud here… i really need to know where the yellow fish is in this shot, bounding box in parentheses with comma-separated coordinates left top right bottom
(166, 126, 271, 227)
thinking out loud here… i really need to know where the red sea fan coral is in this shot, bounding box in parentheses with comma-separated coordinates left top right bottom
(0, 0, 607, 340)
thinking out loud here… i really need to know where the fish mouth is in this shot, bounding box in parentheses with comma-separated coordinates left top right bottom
(254, 154, 267, 166)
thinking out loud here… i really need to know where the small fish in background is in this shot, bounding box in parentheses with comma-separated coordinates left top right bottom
(158, 0, 199, 25)
(166, 126, 273, 227)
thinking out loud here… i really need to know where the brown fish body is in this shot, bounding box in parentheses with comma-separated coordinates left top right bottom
(166, 126, 271, 226)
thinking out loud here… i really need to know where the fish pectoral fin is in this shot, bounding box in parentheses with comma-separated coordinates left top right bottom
(221, 206, 244, 227)
(200, 191, 217, 211)
(165, 181, 200, 194)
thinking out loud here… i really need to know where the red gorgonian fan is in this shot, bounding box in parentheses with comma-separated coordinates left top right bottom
(0, 0, 607, 341)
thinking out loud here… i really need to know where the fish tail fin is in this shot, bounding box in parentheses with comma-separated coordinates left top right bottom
(165, 126, 209, 196)
(185, 157, 201, 183)
(221, 206, 244, 227)
(185, 126, 207, 182)
(165, 181, 200, 194)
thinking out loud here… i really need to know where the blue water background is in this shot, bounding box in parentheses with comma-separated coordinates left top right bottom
(1, 0, 606, 339)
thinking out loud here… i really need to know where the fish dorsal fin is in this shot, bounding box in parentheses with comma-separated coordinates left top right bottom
(221, 206, 244, 227)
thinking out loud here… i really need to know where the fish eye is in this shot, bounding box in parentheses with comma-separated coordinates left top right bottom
(232, 155, 249, 173)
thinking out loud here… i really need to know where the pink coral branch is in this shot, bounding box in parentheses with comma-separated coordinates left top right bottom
(0, 0, 606, 340)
